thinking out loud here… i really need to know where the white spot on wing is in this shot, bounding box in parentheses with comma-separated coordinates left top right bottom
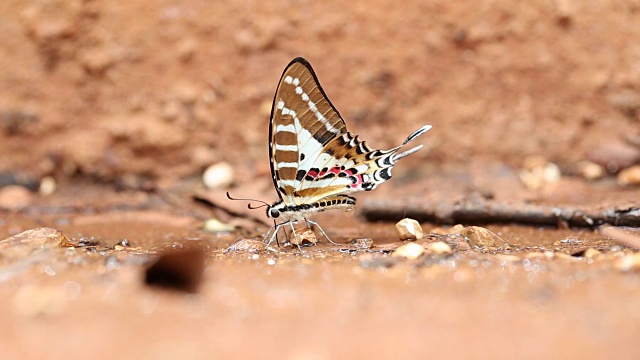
(275, 144, 298, 151)
(275, 124, 296, 132)
(277, 162, 299, 168)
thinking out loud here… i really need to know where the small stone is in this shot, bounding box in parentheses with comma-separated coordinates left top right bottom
(395, 218, 424, 241)
(455, 226, 505, 248)
(584, 248, 602, 259)
(519, 156, 561, 190)
(290, 228, 317, 246)
(576, 160, 605, 180)
(392, 242, 426, 260)
(202, 218, 235, 233)
(617, 165, 640, 186)
(38, 176, 57, 196)
(613, 253, 640, 272)
(0, 227, 72, 259)
(202, 162, 234, 189)
(352, 238, 374, 249)
(144, 249, 206, 293)
(425, 241, 452, 255)
(586, 142, 640, 173)
(0, 185, 33, 210)
(225, 239, 266, 253)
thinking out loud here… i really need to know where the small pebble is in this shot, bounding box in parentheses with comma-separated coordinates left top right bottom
(586, 141, 640, 172)
(613, 253, 640, 272)
(617, 165, 640, 186)
(392, 242, 426, 260)
(202, 162, 234, 189)
(576, 160, 605, 180)
(395, 218, 424, 241)
(0, 227, 73, 259)
(202, 218, 235, 233)
(455, 226, 505, 248)
(225, 239, 266, 253)
(352, 238, 374, 249)
(0, 185, 33, 210)
(584, 248, 602, 259)
(425, 241, 452, 255)
(290, 228, 317, 246)
(38, 176, 57, 196)
(519, 155, 561, 190)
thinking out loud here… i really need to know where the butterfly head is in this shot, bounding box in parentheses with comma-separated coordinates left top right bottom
(266, 200, 285, 219)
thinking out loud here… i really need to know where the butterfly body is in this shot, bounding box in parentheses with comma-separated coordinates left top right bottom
(265, 57, 431, 245)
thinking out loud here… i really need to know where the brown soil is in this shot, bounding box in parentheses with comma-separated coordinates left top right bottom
(1, 1, 640, 359)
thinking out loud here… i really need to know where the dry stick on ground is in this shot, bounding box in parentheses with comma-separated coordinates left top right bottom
(362, 200, 640, 228)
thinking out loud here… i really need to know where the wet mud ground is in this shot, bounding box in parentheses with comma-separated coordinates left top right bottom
(1, 181, 639, 360)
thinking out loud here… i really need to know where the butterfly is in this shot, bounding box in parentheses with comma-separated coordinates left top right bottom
(263, 57, 431, 246)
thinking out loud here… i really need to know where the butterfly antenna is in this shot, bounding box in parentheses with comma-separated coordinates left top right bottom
(226, 192, 270, 210)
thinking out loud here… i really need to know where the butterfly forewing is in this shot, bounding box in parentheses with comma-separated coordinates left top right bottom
(269, 58, 348, 206)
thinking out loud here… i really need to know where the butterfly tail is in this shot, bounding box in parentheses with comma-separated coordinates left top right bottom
(402, 125, 432, 146)
(392, 125, 431, 162)
(392, 144, 423, 162)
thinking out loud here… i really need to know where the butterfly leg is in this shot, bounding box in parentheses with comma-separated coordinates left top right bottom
(289, 221, 304, 252)
(265, 221, 289, 246)
(305, 219, 340, 245)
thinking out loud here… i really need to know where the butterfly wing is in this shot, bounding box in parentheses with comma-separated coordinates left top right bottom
(269, 57, 349, 206)
(269, 57, 431, 207)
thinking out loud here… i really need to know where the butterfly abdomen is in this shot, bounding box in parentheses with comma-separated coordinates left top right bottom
(269, 194, 356, 221)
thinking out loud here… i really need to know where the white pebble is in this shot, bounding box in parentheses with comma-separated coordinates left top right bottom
(426, 241, 452, 255)
(392, 242, 426, 260)
(203, 162, 234, 189)
(395, 218, 424, 241)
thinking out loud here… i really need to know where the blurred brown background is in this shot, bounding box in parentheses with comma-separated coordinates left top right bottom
(2, 0, 638, 189)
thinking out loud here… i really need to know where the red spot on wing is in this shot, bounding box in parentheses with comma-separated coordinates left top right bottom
(350, 174, 364, 189)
